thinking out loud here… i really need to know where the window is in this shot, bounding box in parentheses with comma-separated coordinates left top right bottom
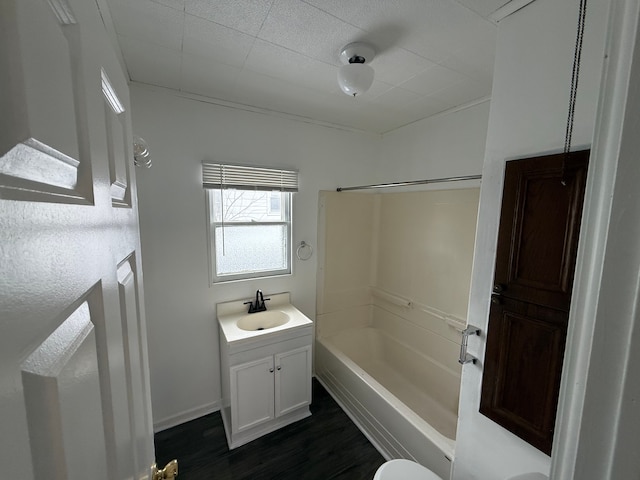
(203, 163, 297, 283)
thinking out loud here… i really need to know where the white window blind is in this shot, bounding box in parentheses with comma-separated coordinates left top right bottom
(202, 163, 298, 192)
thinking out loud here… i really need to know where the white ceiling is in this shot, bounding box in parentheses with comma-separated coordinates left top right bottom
(104, 0, 510, 134)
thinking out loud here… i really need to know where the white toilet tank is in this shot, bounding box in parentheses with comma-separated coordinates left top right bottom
(373, 460, 549, 480)
(373, 460, 442, 480)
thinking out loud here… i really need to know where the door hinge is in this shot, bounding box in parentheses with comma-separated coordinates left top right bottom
(152, 459, 178, 480)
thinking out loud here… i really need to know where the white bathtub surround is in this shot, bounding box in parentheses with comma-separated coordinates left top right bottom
(368, 294, 462, 376)
(315, 307, 459, 479)
(316, 188, 479, 478)
(315, 304, 372, 339)
(371, 287, 413, 308)
(337, 309, 460, 436)
(317, 189, 479, 318)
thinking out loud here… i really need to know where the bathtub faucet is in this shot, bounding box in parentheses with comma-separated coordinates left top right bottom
(244, 290, 270, 313)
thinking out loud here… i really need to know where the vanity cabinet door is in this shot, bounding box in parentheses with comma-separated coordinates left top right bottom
(230, 356, 275, 433)
(275, 345, 312, 417)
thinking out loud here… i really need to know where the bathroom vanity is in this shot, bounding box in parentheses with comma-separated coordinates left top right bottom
(217, 293, 313, 449)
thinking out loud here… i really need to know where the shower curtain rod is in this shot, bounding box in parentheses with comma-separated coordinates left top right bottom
(336, 174, 482, 192)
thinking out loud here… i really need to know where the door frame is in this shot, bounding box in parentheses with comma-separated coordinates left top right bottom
(552, 0, 640, 477)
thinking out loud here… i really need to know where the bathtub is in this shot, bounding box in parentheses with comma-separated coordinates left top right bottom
(315, 305, 461, 480)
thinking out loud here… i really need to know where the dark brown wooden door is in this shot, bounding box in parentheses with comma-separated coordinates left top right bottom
(480, 150, 589, 454)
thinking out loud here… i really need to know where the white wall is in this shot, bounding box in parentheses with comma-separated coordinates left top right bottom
(131, 85, 383, 429)
(453, 0, 609, 479)
(380, 101, 490, 182)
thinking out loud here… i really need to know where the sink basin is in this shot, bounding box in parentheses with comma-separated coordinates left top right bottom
(217, 293, 313, 347)
(236, 310, 290, 331)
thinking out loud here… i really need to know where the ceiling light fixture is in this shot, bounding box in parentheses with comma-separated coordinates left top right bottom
(337, 42, 375, 97)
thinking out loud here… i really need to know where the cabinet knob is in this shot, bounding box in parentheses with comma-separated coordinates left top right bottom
(269, 368, 274, 373)
(276, 365, 282, 370)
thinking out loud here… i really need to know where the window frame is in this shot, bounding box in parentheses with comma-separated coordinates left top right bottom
(206, 188, 293, 284)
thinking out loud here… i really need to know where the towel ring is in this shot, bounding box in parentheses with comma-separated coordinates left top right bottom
(296, 241, 313, 261)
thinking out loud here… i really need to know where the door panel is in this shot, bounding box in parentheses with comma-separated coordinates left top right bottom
(0, 0, 155, 478)
(22, 301, 107, 480)
(0, 0, 90, 202)
(493, 151, 589, 311)
(118, 257, 153, 478)
(102, 69, 131, 207)
(275, 345, 312, 417)
(480, 150, 588, 455)
(480, 298, 568, 452)
(231, 357, 275, 433)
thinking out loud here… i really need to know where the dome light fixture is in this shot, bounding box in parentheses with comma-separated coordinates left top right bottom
(337, 42, 375, 97)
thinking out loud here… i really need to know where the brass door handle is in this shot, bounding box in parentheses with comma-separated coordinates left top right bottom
(153, 459, 178, 480)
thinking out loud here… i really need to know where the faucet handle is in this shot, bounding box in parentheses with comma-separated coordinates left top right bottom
(243, 300, 256, 313)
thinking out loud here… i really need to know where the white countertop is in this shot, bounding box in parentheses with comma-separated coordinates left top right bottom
(217, 293, 313, 348)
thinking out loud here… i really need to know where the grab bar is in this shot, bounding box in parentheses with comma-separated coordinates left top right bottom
(371, 287, 412, 308)
(459, 325, 480, 365)
(445, 314, 466, 332)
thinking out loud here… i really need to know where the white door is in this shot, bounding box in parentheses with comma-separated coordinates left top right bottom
(230, 357, 276, 433)
(275, 346, 312, 417)
(0, 0, 155, 479)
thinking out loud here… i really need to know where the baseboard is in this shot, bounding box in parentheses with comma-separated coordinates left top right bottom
(153, 400, 220, 433)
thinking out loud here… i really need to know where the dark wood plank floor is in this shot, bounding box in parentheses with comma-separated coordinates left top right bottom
(154, 379, 385, 480)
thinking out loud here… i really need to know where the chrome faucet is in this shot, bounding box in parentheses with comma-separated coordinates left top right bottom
(244, 290, 270, 313)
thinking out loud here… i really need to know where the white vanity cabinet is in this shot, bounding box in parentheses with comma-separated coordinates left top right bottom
(230, 344, 312, 434)
(217, 293, 314, 449)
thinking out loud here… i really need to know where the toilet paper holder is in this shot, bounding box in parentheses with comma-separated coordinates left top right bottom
(459, 325, 480, 365)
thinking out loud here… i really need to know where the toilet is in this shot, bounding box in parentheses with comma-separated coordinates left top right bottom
(373, 459, 549, 480)
(373, 460, 441, 480)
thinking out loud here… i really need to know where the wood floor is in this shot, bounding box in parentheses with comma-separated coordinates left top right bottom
(154, 379, 386, 479)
